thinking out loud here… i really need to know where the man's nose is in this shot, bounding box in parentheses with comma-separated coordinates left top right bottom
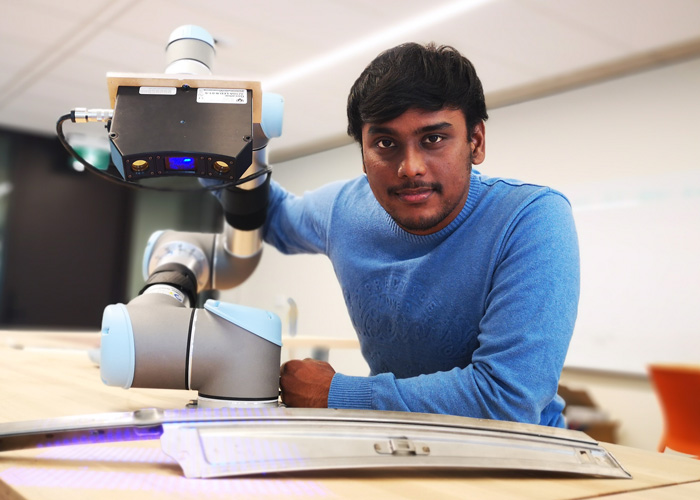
(398, 147, 427, 177)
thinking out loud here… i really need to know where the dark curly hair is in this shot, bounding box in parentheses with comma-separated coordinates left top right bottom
(347, 42, 488, 144)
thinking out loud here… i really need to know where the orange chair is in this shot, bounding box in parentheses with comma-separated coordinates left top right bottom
(648, 364, 700, 457)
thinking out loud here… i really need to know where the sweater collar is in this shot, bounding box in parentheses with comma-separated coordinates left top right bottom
(387, 171, 482, 243)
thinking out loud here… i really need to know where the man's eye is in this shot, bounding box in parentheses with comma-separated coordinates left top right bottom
(424, 134, 443, 144)
(376, 139, 395, 149)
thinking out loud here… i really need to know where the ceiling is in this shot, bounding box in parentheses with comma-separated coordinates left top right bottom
(1, 0, 700, 163)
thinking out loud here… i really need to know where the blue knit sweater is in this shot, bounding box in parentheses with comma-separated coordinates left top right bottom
(264, 171, 580, 427)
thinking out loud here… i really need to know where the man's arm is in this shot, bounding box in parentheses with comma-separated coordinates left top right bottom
(262, 179, 347, 255)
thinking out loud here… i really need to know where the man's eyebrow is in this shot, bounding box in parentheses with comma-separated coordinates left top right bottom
(416, 122, 453, 134)
(366, 125, 395, 136)
(366, 122, 454, 136)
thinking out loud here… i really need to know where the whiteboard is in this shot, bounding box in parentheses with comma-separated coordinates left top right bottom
(564, 169, 700, 374)
(483, 56, 700, 376)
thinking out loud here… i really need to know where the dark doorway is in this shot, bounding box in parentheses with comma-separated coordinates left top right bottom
(0, 129, 134, 329)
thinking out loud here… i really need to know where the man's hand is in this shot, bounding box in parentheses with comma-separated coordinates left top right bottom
(279, 358, 335, 408)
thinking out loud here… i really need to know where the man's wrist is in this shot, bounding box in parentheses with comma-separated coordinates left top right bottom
(327, 373, 373, 410)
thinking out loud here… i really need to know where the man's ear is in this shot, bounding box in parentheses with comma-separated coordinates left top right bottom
(360, 147, 367, 173)
(469, 121, 486, 165)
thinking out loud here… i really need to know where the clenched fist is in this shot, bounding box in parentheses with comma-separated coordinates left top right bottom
(279, 358, 336, 408)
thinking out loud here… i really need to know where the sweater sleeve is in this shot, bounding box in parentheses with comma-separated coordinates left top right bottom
(262, 179, 345, 255)
(327, 191, 580, 426)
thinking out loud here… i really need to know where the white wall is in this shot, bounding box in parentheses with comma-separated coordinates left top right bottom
(221, 56, 700, 450)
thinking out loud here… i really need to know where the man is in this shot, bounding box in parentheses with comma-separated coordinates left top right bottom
(268, 43, 579, 427)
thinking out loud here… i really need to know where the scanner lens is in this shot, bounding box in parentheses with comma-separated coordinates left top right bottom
(167, 157, 196, 171)
(132, 159, 149, 172)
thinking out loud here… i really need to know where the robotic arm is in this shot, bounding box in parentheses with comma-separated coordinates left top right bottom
(74, 26, 284, 408)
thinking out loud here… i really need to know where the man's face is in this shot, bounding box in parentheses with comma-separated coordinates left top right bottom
(361, 107, 485, 235)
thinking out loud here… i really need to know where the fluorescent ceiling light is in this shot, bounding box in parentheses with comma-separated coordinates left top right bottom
(263, 0, 491, 90)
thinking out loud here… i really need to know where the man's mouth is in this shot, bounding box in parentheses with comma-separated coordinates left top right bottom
(389, 182, 442, 203)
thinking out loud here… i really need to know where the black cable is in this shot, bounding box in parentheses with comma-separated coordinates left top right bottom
(57, 114, 129, 189)
(56, 114, 272, 193)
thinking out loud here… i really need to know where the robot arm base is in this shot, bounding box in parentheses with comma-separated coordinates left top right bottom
(101, 295, 282, 404)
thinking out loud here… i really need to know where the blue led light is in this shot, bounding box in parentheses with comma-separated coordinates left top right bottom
(167, 157, 196, 171)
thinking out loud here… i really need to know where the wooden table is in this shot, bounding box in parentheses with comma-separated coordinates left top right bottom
(1, 330, 699, 500)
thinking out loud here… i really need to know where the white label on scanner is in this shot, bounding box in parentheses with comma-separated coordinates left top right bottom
(197, 88, 247, 104)
(139, 86, 177, 95)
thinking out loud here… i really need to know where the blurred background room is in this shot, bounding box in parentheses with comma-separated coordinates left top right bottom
(1, 0, 699, 452)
